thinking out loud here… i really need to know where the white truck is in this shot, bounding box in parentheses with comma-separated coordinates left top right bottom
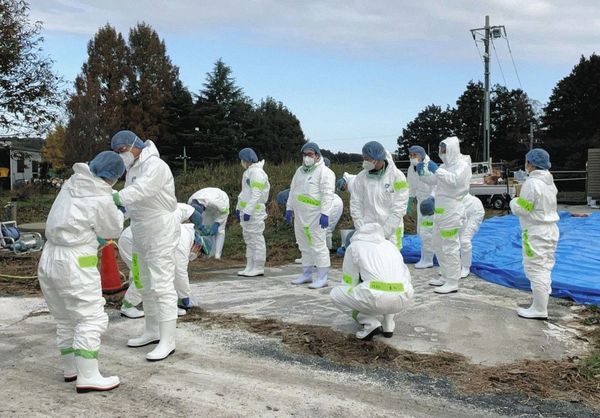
(469, 161, 519, 209)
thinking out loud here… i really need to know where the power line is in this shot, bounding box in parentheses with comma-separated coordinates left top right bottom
(503, 33, 523, 90)
(490, 38, 507, 86)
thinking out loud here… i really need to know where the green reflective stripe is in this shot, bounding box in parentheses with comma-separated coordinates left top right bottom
(238, 201, 264, 210)
(297, 195, 321, 206)
(421, 220, 433, 227)
(395, 227, 403, 250)
(78, 255, 98, 268)
(434, 207, 445, 214)
(221, 207, 230, 214)
(250, 181, 266, 190)
(369, 281, 405, 292)
(303, 226, 312, 246)
(60, 348, 74, 356)
(440, 228, 458, 238)
(352, 309, 360, 322)
(517, 197, 534, 212)
(393, 180, 408, 191)
(132, 253, 142, 289)
(74, 349, 98, 359)
(522, 229, 534, 258)
(343, 274, 354, 285)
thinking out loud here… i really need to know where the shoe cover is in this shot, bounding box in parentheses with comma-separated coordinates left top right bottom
(291, 266, 314, 285)
(460, 267, 470, 278)
(428, 277, 445, 286)
(121, 305, 145, 319)
(308, 267, 328, 289)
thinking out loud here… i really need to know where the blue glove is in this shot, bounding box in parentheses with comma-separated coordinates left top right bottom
(428, 160, 438, 173)
(319, 214, 329, 229)
(191, 201, 205, 214)
(210, 222, 220, 236)
(243, 213, 251, 222)
(190, 209, 204, 230)
(416, 162, 425, 176)
(284, 210, 293, 224)
(97, 237, 107, 246)
(235, 209, 240, 221)
(117, 205, 127, 214)
(336, 246, 346, 256)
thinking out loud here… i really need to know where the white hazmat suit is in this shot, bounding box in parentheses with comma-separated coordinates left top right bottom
(407, 152, 435, 268)
(330, 223, 414, 340)
(509, 169, 559, 319)
(420, 137, 471, 294)
(188, 187, 229, 259)
(116, 140, 180, 361)
(237, 161, 270, 276)
(460, 193, 485, 278)
(287, 158, 335, 288)
(350, 151, 408, 249)
(327, 194, 344, 250)
(120, 204, 197, 317)
(38, 163, 123, 389)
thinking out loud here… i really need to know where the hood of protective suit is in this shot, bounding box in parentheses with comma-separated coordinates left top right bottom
(249, 160, 265, 169)
(176, 203, 195, 223)
(67, 163, 113, 198)
(135, 140, 160, 167)
(350, 223, 386, 245)
(529, 169, 554, 185)
(463, 154, 472, 166)
(440, 136, 461, 165)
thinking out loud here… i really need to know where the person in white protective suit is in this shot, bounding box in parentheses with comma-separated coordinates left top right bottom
(459, 193, 485, 278)
(322, 157, 344, 251)
(330, 223, 414, 340)
(38, 151, 125, 393)
(509, 148, 559, 320)
(336, 172, 357, 195)
(285, 142, 336, 289)
(188, 187, 230, 259)
(236, 148, 271, 277)
(111, 130, 180, 362)
(406, 145, 435, 268)
(119, 203, 212, 318)
(350, 141, 409, 250)
(418, 136, 471, 294)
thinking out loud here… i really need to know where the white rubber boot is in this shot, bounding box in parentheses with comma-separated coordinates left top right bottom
(294, 258, 302, 264)
(434, 277, 459, 294)
(177, 308, 187, 317)
(127, 313, 159, 347)
(518, 289, 549, 319)
(355, 314, 382, 341)
(146, 320, 177, 361)
(120, 305, 145, 319)
(61, 352, 77, 382)
(243, 259, 265, 277)
(291, 266, 314, 285)
(415, 250, 434, 269)
(75, 357, 119, 393)
(308, 267, 328, 289)
(237, 259, 252, 276)
(382, 314, 395, 338)
(460, 266, 470, 278)
(428, 277, 445, 286)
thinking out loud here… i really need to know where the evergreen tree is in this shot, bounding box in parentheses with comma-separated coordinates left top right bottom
(396, 104, 454, 161)
(0, 0, 63, 135)
(453, 81, 484, 160)
(125, 23, 178, 153)
(162, 79, 195, 167)
(252, 97, 305, 162)
(541, 54, 600, 168)
(63, 24, 129, 164)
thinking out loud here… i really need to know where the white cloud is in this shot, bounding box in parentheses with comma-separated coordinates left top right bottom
(29, 0, 600, 64)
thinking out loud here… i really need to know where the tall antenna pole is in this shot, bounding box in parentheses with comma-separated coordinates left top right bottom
(471, 16, 504, 162)
(483, 15, 491, 163)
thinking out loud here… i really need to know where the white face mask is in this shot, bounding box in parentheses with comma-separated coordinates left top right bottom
(362, 160, 376, 171)
(120, 144, 135, 170)
(303, 156, 315, 167)
(241, 161, 249, 169)
(439, 153, 448, 164)
(410, 158, 420, 165)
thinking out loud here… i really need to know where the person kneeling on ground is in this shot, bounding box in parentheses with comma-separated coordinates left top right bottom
(330, 223, 414, 341)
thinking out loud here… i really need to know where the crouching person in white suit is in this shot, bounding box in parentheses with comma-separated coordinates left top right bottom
(330, 223, 414, 341)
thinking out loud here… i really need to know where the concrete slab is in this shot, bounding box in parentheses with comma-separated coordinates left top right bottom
(188, 264, 588, 366)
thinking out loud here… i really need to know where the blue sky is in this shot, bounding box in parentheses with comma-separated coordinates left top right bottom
(31, 1, 599, 154)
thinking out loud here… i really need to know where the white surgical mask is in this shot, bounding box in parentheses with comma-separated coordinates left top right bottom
(119, 143, 136, 170)
(440, 153, 448, 164)
(241, 161, 249, 169)
(362, 160, 375, 171)
(410, 158, 420, 165)
(303, 156, 315, 167)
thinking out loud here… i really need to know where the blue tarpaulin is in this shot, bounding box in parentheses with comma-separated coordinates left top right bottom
(401, 211, 600, 305)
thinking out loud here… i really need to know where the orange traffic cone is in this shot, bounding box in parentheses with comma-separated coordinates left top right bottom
(100, 242, 125, 294)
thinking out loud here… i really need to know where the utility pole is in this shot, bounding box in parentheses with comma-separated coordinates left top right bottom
(176, 146, 191, 173)
(471, 16, 505, 162)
